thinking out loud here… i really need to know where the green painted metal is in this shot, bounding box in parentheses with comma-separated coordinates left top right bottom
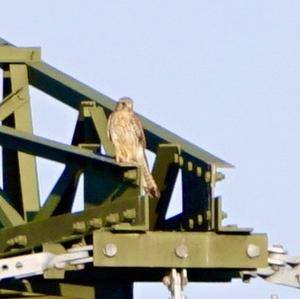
(150, 144, 181, 229)
(94, 231, 267, 269)
(0, 39, 269, 299)
(2, 64, 40, 221)
(0, 190, 25, 227)
(0, 125, 134, 169)
(0, 37, 233, 168)
(0, 87, 27, 121)
(0, 196, 150, 257)
(0, 46, 41, 62)
(89, 106, 115, 156)
(33, 164, 82, 221)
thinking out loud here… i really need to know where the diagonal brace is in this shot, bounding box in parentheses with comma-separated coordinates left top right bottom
(0, 87, 28, 121)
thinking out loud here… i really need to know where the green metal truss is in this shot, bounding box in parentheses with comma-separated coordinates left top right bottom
(0, 38, 267, 299)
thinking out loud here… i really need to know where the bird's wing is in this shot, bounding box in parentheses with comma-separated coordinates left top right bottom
(133, 114, 146, 148)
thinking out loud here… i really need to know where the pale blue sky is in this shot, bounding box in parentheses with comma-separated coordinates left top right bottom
(1, 1, 300, 298)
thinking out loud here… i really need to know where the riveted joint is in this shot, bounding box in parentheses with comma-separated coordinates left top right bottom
(88, 218, 103, 230)
(122, 209, 136, 221)
(197, 214, 203, 225)
(106, 213, 120, 225)
(186, 161, 193, 171)
(196, 166, 202, 177)
(103, 243, 118, 257)
(175, 245, 189, 259)
(206, 211, 212, 221)
(205, 171, 211, 183)
(73, 221, 87, 234)
(6, 235, 27, 247)
(188, 218, 194, 229)
(247, 244, 261, 258)
(174, 154, 184, 167)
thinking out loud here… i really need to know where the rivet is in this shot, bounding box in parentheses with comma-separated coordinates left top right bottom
(188, 218, 194, 229)
(247, 244, 260, 258)
(174, 153, 180, 164)
(205, 171, 211, 183)
(73, 221, 86, 234)
(187, 161, 193, 171)
(88, 218, 103, 229)
(206, 211, 212, 221)
(197, 214, 203, 225)
(122, 209, 136, 221)
(175, 245, 189, 259)
(106, 213, 120, 225)
(196, 166, 202, 177)
(103, 243, 118, 257)
(6, 235, 27, 247)
(123, 170, 137, 180)
(174, 154, 184, 166)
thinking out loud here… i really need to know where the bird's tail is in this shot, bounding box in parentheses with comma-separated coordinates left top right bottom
(137, 149, 160, 198)
(141, 163, 160, 198)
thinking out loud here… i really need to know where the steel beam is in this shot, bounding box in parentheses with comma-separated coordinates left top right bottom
(0, 87, 27, 121)
(94, 231, 268, 269)
(0, 196, 150, 256)
(89, 106, 115, 156)
(11, 64, 40, 218)
(2, 64, 40, 221)
(0, 47, 41, 63)
(0, 189, 25, 227)
(0, 125, 134, 169)
(0, 37, 233, 168)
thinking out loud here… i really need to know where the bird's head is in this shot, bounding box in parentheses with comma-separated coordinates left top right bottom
(116, 97, 134, 111)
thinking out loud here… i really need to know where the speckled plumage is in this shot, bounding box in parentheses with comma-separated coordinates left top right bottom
(107, 97, 160, 198)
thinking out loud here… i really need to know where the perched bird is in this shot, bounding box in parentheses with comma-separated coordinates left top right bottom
(107, 97, 160, 198)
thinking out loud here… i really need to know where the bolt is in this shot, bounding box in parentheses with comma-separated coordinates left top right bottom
(175, 245, 189, 259)
(122, 209, 136, 221)
(206, 211, 212, 221)
(123, 170, 137, 180)
(103, 243, 118, 257)
(247, 244, 260, 258)
(188, 218, 194, 229)
(6, 235, 27, 247)
(73, 221, 86, 234)
(197, 214, 203, 225)
(88, 218, 103, 229)
(196, 166, 202, 177)
(187, 161, 193, 171)
(205, 171, 211, 183)
(106, 213, 120, 225)
(174, 154, 184, 166)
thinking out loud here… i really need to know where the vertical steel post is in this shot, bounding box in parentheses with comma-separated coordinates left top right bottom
(2, 64, 40, 221)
